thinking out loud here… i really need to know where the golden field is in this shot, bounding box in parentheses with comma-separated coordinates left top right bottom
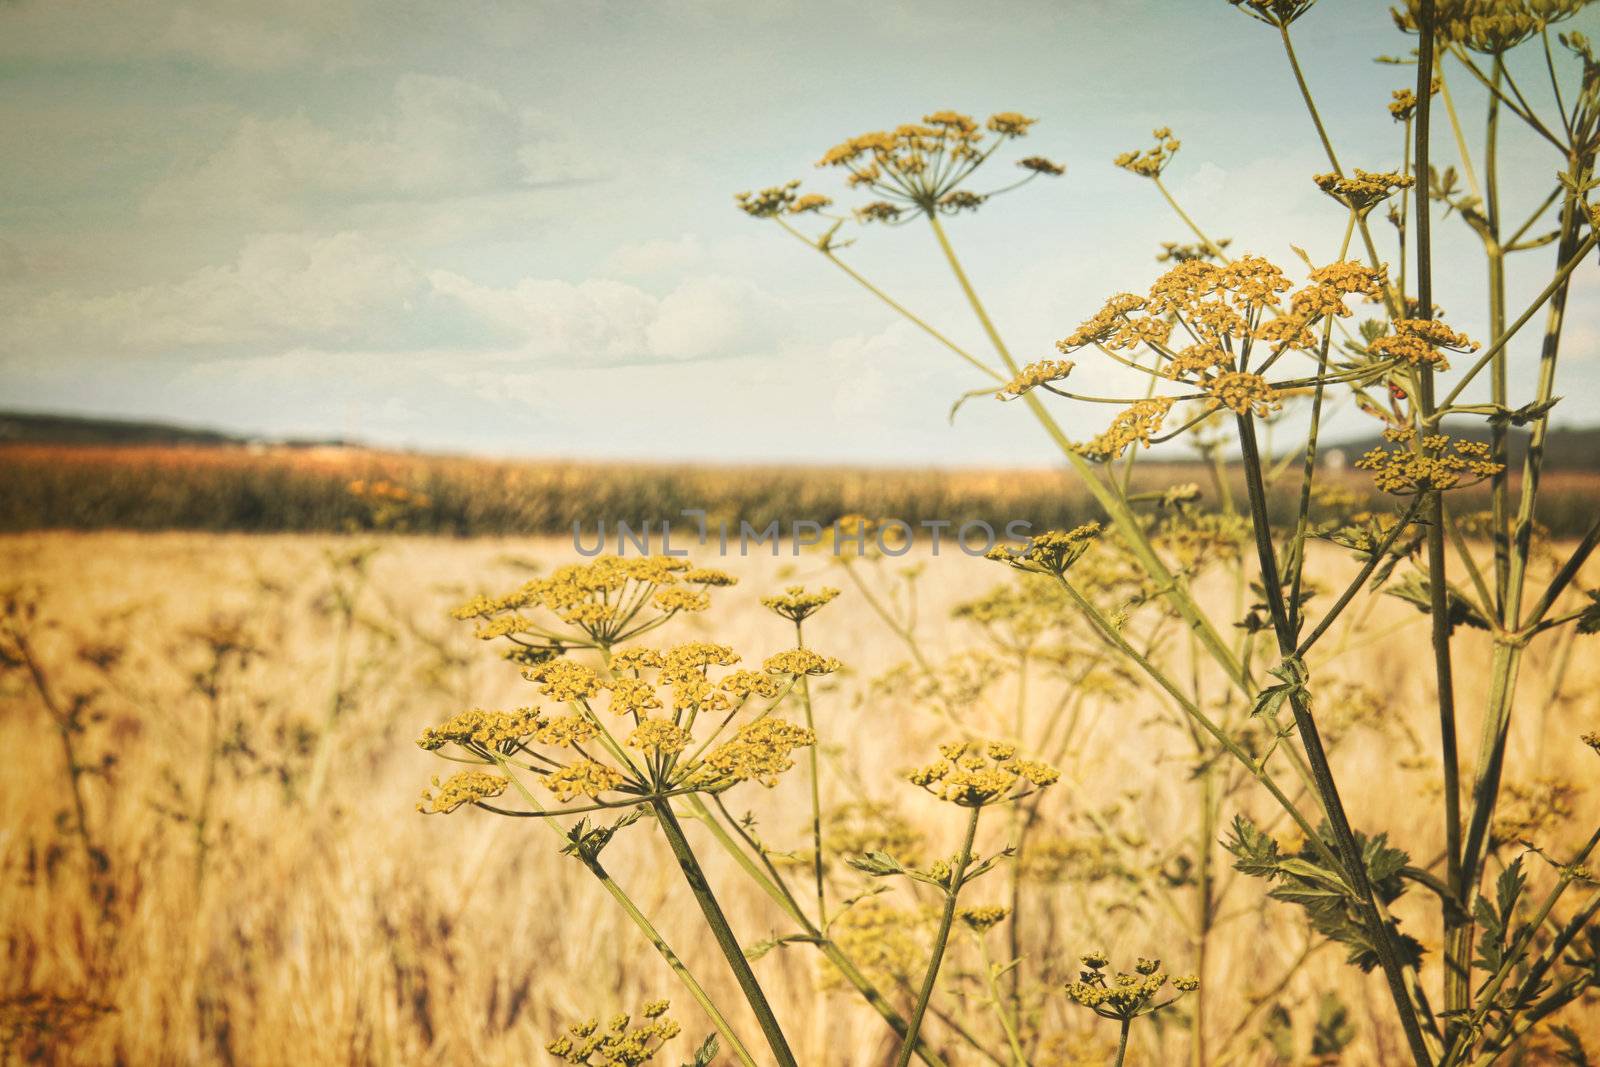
(2, 531, 1596, 1065)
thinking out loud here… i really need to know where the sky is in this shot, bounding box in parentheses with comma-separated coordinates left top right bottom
(2, 0, 1598, 466)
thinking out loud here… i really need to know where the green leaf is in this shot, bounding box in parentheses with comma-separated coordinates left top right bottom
(684, 1034, 720, 1067)
(847, 851, 907, 877)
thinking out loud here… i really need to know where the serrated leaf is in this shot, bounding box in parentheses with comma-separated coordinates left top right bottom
(847, 851, 906, 877)
(684, 1034, 719, 1067)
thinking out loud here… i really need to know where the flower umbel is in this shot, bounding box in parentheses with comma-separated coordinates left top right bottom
(907, 740, 1059, 807)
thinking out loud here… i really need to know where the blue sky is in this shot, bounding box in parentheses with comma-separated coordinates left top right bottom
(2, 0, 1597, 465)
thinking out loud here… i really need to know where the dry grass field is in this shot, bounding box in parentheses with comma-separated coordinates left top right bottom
(2, 531, 1596, 1065)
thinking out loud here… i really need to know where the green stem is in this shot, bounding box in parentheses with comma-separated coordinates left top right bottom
(681, 796, 953, 1067)
(977, 936, 1029, 1067)
(1114, 1017, 1132, 1067)
(589, 858, 761, 1067)
(1236, 416, 1434, 1067)
(488, 760, 757, 1066)
(650, 798, 798, 1067)
(1413, 12, 1470, 1033)
(894, 807, 981, 1067)
(794, 618, 827, 928)
(1051, 574, 1329, 864)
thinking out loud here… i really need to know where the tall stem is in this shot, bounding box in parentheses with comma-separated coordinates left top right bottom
(588, 858, 761, 1067)
(680, 795, 954, 1067)
(490, 761, 758, 1066)
(793, 619, 827, 927)
(651, 799, 798, 1067)
(894, 807, 981, 1067)
(1114, 1017, 1132, 1067)
(1413, 5, 1469, 1032)
(1236, 415, 1434, 1067)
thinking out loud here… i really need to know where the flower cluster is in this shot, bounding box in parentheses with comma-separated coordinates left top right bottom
(761, 585, 841, 624)
(1313, 169, 1415, 213)
(734, 179, 835, 218)
(1040, 256, 1392, 457)
(958, 904, 1011, 933)
(416, 769, 509, 814)
(1064, 953, 1199, 1022)
(452, 556, 736, 655)
(1113, 127, 1181, 179)
(988, 523, 1101, 577)
(996, 359, 1074, 400)
(1204, 370, 1280, 417)
(1228, 0, 1318, 27)
(546, 1000, 680, 1066)
(417, 640, 831, 811)
(1367, 318, 1479, 369)
(907, 740, 1060, 807)
(1355, 433, 1503, 493)
(805, 110, 1062, 222)
(1392, 0, 1589, 55)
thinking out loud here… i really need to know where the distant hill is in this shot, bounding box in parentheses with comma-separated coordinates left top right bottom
(0, 410, 348, 450)
(1, 408, 1597, 470)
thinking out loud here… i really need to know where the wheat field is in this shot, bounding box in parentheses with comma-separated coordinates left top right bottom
(2, 531, 1595, 1065)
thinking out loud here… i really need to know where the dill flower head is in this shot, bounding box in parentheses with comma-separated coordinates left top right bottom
(1367, 318, 1479, 370)
(958, 904, 1011, 932)
(907, 740, 1059, 807)
(452, 555, 735, 652)
(1392, 0, 1589, 54)
(762, 585, 841, 623)
(1204, 370, 1281, 417)
(1355, 432, 1504, 494)
(764, 647, 842, 676)
(691, 717, 817, 789)
(546, 1000, 680, 1066)
(421, 633, 824, 810)
(735, 179, 801, 218)
(988, 523, 1101, 576)
(809, 109, 1062, 222)
(1313, 169, 1415, 213)
(416, 707, 545, 754)
(1065, 952, 1198, 1021)
(1228, 0, 1317, 27)
(417, 770, 509, 814)
(1076, 399, 1176, 461)
(1113, 127, 1181, 179)
(997, 359, 1074, 400)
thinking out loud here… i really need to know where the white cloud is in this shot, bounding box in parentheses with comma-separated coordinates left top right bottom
(430, 271, 784, 364)
(601, 234, 706, 277)
(143, 75, 588, 225)
(1, 230, 790, 369)
(0, 0, 364, 70)
(2, 232, 440, 356)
